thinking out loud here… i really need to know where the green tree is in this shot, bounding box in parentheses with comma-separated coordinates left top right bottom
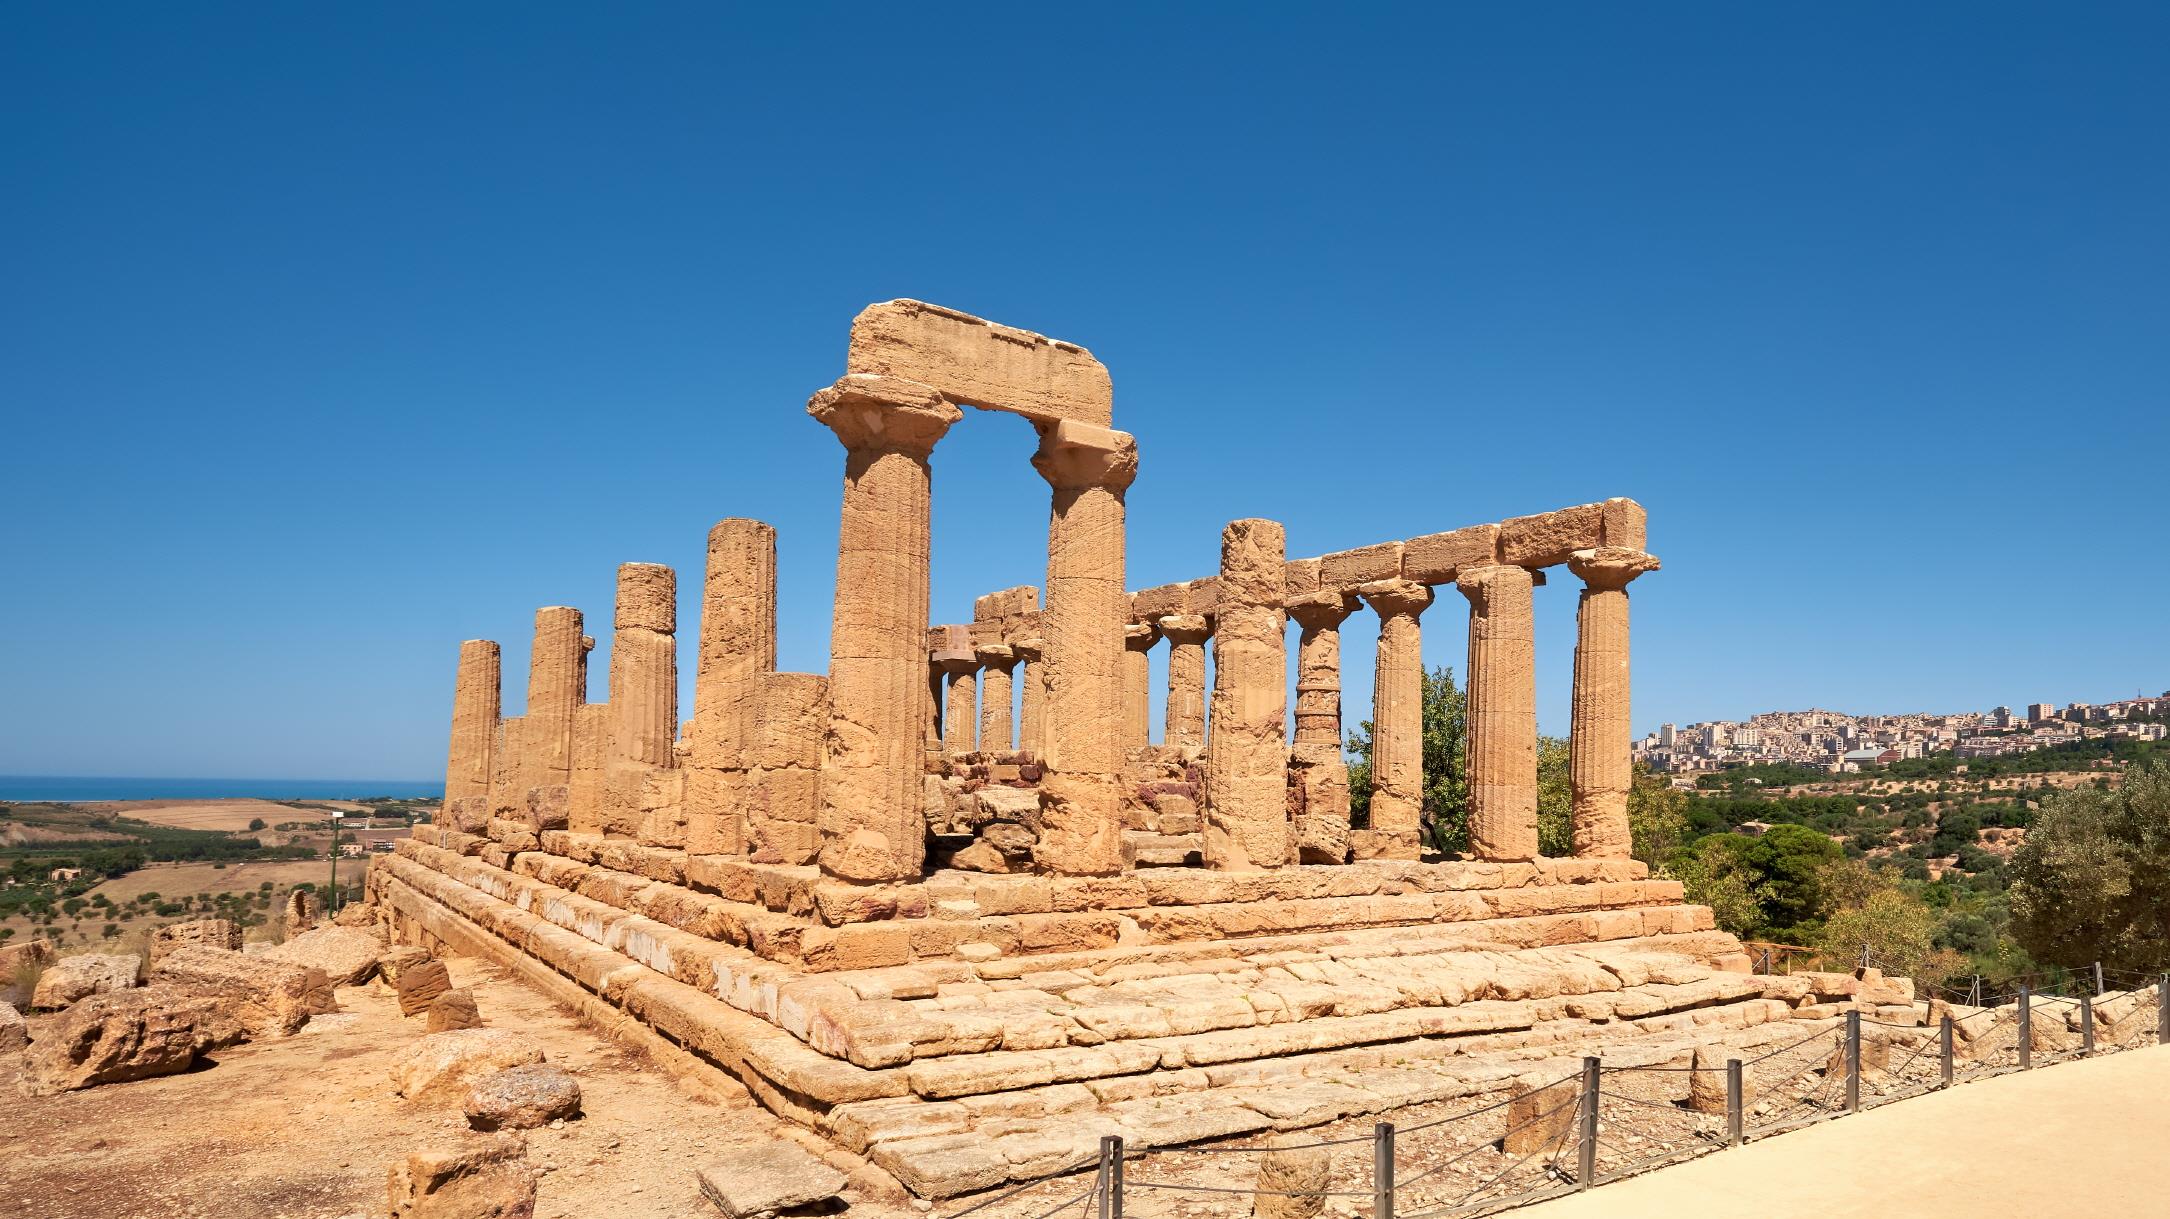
(1348, 665, 1468, 853)
(2009, 760, 2170, 972)
(1626, 766, 1689, 868)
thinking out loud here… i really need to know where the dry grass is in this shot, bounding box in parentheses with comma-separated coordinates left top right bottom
(83, 859, 335, 903)
(83, 799, 314, 832)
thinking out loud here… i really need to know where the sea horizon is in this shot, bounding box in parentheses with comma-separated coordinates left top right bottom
(0, 774, 443, 802)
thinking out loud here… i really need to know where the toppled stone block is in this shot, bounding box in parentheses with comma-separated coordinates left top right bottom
(285, 890, 321, 937)
(31, 953, 141, 1010)
(151, 946, 333, 1038)
(386, 1135, 536, 1219)
(399, 959, 455, 1017)
(465, 1064, 581, 1131)
(148, 919, 242, 965)
(428, 989, 484, 1033)
(1503, 1071, 1579, 1155)
(333, 901, 382, 930)
(392, 1029, 547, 1101)
(20, 987, 236, 1096)
(1687, 1044, 1745, 1114)
(1254, 1132, 1331, 1219)
(378, 947, 433, 989)
(265, 925, 383, 987)
(0, 999, 26, 1053)
(697, 1142, 849, 1219)
(0, 938, 55, 981)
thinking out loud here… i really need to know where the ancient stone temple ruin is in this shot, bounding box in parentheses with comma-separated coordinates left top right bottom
(377, 300, 1808, 1198)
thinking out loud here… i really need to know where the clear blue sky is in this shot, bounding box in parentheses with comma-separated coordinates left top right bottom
(5, 4, 2165, 782)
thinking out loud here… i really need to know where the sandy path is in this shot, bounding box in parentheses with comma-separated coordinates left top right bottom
(1521, 1046, 2170, 1218)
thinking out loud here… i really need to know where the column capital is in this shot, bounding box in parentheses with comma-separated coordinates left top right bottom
(1286, 589, 1361, 631)
(1356, 577, 1434, 620)
(1567, 546, 1661, 591)
(808, 374, 962, 457)
(1155, 613, 1212, 645)
(974, 643, 1015, 668)
(1032, 419, 1138, 493)
(1010, 635, 1045, 663)
(1122, 622, 1160, 651)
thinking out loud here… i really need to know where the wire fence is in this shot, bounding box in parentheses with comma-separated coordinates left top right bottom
(938, 964, 2169, 1219)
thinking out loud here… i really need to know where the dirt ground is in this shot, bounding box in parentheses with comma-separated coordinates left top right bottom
(86, 799, 328, 832)
(0, 955, 880, 1219)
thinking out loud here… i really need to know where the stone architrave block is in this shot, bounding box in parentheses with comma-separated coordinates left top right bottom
(1498, 504, 1604, 569)
(1129, 583, 1186, 622)
(1600, 497, 1647, 551)
(848, 299, 1112, 426)
(1403, 523, 1501, 585)
(1282, 557, 1322, 599)
(1319, 541, 1403, 590)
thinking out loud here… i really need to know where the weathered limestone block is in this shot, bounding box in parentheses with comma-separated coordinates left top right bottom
(1354, 579, 1432, 861)
(20, 988, 234, 1096)
(465, 1063, 582, 1130)
(265, 925, 384, 987)
(1156, 614, 1212, 750)
(1499, 503, 1604, 569)
(976, 643, 1016, 753)
(1687, 1044, 1746, 1114)
(1254, 1132, 1331, 1219)
(0, 999, 24, 1053)
(31, 953, 140, 1010)
(1205, 520, 1291, 871)
(813, 375, 961, 882)
(1504, 1071, 1580, 1154)
(747, 672, 828, 866)
(639, 768, 689, 848)
(848, 299, 1113, 427)
(1032, 420, 1138, 877)
(0, 939, 55, 980)
(148, 919, 242, 966)
(399, 959, 455, 1017)
(428, 988, 485, 1033)
(688, 517, 778, 857)
(1567, 548, 1659, 859)
(698, 1143, 850, 1219)
(444, 640, 501, 808)
(1319, 540, 1404, 590)
(150, 946, 333, 1038)
(1601, 497, 1647, 551)
(385, 1135, 536, 1219)
(285, 889, 320, 937)
(1458, 565, 1540, 862)
(568, 703, 608, 835)
(607, 562, 680, 841)
(1121, 623, 1159, 751)
(392, 1029, 549, 1101)
(1403, 523, 1501, 585)
(521, 784, 570, 833)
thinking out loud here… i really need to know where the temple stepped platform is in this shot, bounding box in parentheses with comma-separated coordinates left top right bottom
(377, 830, 1813, 1197)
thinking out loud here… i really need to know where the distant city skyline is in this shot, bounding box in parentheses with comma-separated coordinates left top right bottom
(5, 6, 2166, 779)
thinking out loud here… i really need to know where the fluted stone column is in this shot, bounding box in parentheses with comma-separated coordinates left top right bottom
(941, 658, 979, 754)
(1156, 615, 1211, 750)
(687, 519, 777, 856)
(977, 644, 1016, 752)
(810, 375, 961, 882)
(1204, 519, 1291, 871)
(606, 563, 679, 840)
(1458, 564, 1539, 861)
(445, 639, 501, 807)
(1568, 546, 1660, 859)
(1121, 623, 1159, 751)
(1031, 419, 1138, 875)
(1286, 590, 1359, 863)
(528, 607, 588, 787)
(1012, 636, 1046, 755)
(1354, 579, 1433, 861)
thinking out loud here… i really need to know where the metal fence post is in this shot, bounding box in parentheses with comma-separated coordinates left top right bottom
(2160, 975, 2169, 1046)
(1845, 1010, 1862, 1113)
(1939, 1014, 1954, 1087)
(1725, 1059, 1744, 1147)
(1097, 1137, 1115, 1219)
(1372, 1122, 1394, 1219)
(2018, 986, 2033, 1070)
(1577, 1056, 1600, 1189)
(2095, 961, 2105, 997)
(2082, 995, 2097, 1056)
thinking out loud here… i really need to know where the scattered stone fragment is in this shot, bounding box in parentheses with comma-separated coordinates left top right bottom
(285, 889, 321, 937)
(1503, 1071, 1579, 1155)
(464, 1064, 582, 1131)
(148, 919, 242, 966)
(392, 1029, 547, 1101)
(697, 1142, 848, 1219)
(265, 925, 384, 987)
(30, 953, 141, 1010)
(386, 1134, 536, 1219)
(1253, 1132, 1330, 1219)
(150, 945, 333, 1038)
(20, 987, 236, 1095)
(0, 999, 26, 1053)
(398, 959, 454, 1017)
(428, 988, 484, 1033)
(0, 938, 56, 981)
(378, 946, 433, 989)
(1688, 1044, 1748, 1114)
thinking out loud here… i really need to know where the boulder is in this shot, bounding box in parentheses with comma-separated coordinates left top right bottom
(387, 1135, 536, 1219)
(427, 989, 484, 1033)
(398, 959, 454, 1017)
(696, 1143, 848, 1219)
(31, 953, 141, 1010)
(464, 1064, 582, 1131)
(0, 938, 56, 981)
(0, 1000, 26, 1053)
(151, 945, 333, 1038)
(148, 920, 243, 965)
(20, 987, 237, 1096)
(392, 1029, 546, 1101)
(265, 925, 383, 987)
(1253, 1132, 1330, 1219)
